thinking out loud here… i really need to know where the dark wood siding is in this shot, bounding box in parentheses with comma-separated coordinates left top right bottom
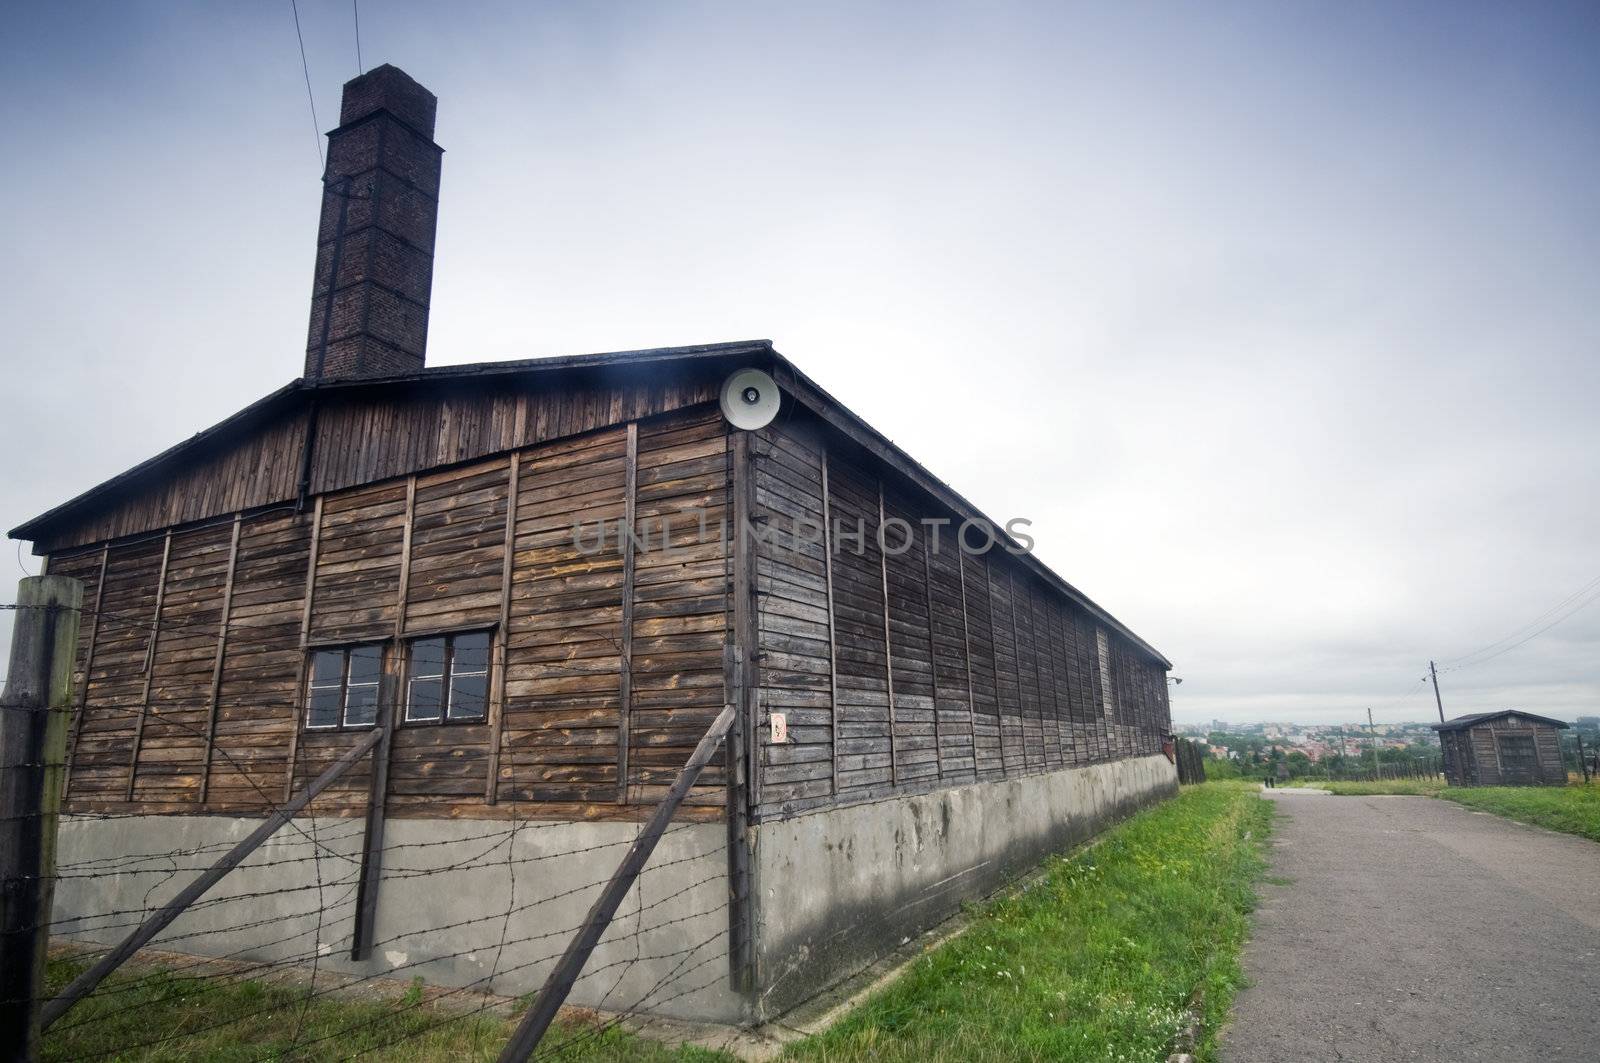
(32, 375, 721, 554)
(751, 417, 1172, 819)
(51, 388, 1170, 824)
(751, 424, 834, 808)
(57, 404, 733, 821)
(1443, 714, 1567, 787)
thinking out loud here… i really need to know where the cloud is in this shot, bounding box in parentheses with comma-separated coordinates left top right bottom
(2, 1, 1595, 725)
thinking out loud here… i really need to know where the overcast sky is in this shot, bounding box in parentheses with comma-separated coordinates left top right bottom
(3, 1, 1596, 727)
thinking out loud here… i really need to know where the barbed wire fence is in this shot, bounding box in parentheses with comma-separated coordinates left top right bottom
(0, 580, 744, 1062)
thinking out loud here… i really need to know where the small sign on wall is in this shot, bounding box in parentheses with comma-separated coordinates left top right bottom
(770, 712, 788, 744)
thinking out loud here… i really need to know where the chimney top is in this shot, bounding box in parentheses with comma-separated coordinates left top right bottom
(337, 64, 437, 138)
(303, 64, 442, 382)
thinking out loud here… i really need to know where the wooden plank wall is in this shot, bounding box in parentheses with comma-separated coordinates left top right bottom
(752, 421, 1171, 820)
(1458, 716, 1567, 787)
(51, 391, 1168, 824)
(209, 511, 310, 807)
(750, 426, 834, 807)
(55, 403, 731, 820)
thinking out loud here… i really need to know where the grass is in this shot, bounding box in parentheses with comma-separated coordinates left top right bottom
(39, 955, 731, 1063)
(1438, 785, 1600, 842)
(1278, 777, 1600, 843)
(779, 782, 1274, 1063)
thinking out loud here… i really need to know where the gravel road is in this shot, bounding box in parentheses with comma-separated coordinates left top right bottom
(1222, 789, 1600, 1062)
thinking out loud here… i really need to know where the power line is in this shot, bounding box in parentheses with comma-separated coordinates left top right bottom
(1439, 571, 1600, 670)
(289, 0, 323, 171)
(353, 0, 364, 76)
(1441, 585, 1600, 675)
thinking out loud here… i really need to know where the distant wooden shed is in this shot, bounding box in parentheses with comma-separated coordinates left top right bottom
(1432, 711, 1568, 787)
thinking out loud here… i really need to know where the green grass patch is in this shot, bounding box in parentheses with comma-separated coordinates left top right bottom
(40, 956, 731, 1062)
(1280, 778, 1600, 844)
(1438, 785, 1600, 842)
(780, 783, 1273, 1063)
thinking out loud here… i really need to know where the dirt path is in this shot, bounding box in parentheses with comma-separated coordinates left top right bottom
(1222, 789, 1600, 1062)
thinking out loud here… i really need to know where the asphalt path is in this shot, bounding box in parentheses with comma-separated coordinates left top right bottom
(1223, 789, 1600, 1062)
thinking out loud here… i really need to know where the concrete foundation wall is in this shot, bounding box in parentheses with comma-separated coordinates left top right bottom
(52, 816, 744, 1022)
(750, 752, 1178, 1019)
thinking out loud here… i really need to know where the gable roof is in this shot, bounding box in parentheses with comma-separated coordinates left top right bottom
(1432, 710, 1570, 732)
(11, 339, 1172, 669)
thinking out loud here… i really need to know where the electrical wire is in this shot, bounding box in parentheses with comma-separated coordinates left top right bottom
(352, 0, 363, 76)
(289, 0, 324, 170)
(1439, 571, 1600, 669)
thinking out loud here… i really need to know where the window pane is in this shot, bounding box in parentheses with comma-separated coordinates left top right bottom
(407, 677, 443, 722)
(411, 637, 447, 679)
(344, 680, 379, 727)
(307, 686, 342, 729)
(348, 645, 383, 685)
(452, 632, 491, 673)
(448, 670, 488, 721)
(311, 649, 345, 687)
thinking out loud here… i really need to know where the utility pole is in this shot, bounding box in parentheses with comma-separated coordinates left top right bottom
(1429, 660, 1446, 724)
(1367, 707, 1380, 779)
(1, 575, 84, 1059)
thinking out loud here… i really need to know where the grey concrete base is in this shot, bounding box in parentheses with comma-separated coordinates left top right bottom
(53, 753, 1175, 1029)
(52, 815, 742, 1022)
(749, 753, 1178, 1020)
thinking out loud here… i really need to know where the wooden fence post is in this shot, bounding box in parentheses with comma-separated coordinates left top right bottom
(0, 575, 84, 1060)
(496, 703, 737, 1063)
(41, 724, 385, 1030)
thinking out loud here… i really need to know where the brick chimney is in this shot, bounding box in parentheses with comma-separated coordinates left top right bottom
(304, 65, 442, 381)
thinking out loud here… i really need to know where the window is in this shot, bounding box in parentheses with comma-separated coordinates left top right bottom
(306, 644, 384, 730)
(405, 631, 491, 724)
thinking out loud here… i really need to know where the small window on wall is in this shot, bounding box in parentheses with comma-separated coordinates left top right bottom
(405, 631, 491, 724)
(306, 644, 384, 730)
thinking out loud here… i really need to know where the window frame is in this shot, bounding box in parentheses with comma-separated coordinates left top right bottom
(402, 629, 493, 726)
(303, 642, 387, 732)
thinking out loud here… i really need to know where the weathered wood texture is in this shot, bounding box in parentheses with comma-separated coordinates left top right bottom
(52, 391, 1167, 824)
(32, 376, 722, 554)
(56, 403, 731, 820)
(1439, 713, 1566, 787)
(750, 418, 1171, 820)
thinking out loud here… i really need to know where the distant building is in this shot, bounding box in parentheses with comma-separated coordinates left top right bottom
(1433, 711, 1568, 787)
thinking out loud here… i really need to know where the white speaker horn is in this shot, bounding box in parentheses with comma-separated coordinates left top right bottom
(719, 368, 781, 431)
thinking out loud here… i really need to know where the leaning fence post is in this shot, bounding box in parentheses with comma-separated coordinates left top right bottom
(497, 702, 737, 1063)
(41, 724, 385, 1030)
(0, 575, 84, 1060)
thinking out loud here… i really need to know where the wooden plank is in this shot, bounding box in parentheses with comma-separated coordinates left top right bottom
(393, 476, 417, 640)
(198, 513, 242, 804)
(616, 422, 638, 803)
(62, 544, 109, 800)
(351, 672, 397, 960)
(486, 452, 518, 803)
(281, 496, 323, 802)
(956, 535, 978, 768)
(819, 451, 840, 799)
(731, 431, 759, 807)
(876, 477, 897, 788)
(921, 527, 942, 782)
(124, 528, 172, 802)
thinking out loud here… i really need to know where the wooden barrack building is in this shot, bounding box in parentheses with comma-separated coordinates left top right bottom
(13, 64, 1177, 1022)
(1433, 711, 1569, 787)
